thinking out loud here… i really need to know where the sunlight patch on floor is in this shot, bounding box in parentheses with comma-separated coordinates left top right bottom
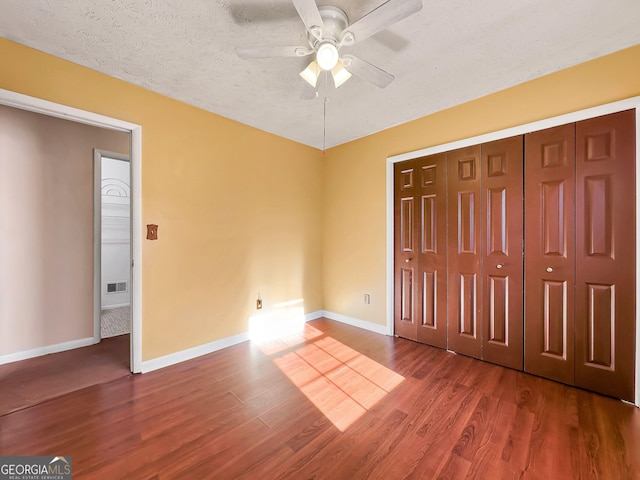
(248, 301, 404, 431)
(248, 299, 322, 355)
(272, 325, 404, 432)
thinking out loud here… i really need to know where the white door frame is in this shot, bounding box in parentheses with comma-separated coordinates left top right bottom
(94, 149, 131, 343)
(386, 95, 640, 405)
(0, 88, 143, 373)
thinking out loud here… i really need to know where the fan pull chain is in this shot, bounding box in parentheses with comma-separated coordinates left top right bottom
(323, 96, 327, 155)
(322, 71, 328, 155)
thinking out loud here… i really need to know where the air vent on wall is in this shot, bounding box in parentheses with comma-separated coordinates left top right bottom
(107, 282, 128, 294)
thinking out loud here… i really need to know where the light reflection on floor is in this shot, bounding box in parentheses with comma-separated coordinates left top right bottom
(249, 305, 404, 432)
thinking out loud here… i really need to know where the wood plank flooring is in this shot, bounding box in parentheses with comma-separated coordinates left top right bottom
(0, 334, 130, 416)
(1, 318, 638, 479)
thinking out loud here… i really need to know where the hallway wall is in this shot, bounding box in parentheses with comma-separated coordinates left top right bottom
(0, 104, 129, 356)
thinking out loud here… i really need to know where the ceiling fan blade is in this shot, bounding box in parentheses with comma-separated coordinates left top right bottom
(340, 0, 422, 45)
(291, 0, 324, 38)
(236, 45, 312, 59)
(342, 54, 395, 88)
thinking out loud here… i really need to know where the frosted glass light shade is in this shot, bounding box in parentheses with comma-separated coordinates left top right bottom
(331, 63, 352, 88)
(316, 43, 339, 71)
(300, 61, 321, 87)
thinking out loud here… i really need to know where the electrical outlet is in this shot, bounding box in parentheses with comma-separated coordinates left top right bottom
(256, 298, 262, 309)
(364, 294, 371, 304)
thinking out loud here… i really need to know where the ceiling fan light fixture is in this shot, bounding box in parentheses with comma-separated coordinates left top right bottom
(331, 62, 352, 88)
(300, 60, 321, 87)
(316, 42, 339, 71)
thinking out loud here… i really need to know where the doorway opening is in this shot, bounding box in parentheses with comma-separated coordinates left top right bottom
(0, 88, 142, 374)
(94, 150, 131, 342)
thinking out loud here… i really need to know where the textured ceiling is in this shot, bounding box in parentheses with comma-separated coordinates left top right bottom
(1, 0, 639, 149)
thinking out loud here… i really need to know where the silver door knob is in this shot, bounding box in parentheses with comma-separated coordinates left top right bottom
(496, 264, 503, 269)
(405, 258, 411, 263)
(546, 267, 553, 273)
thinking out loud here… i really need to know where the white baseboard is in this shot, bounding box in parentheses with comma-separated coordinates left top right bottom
(141, 332, 250, 373)
(140, 309, 386, 374)
(321, 310, 390, 336)
(0, 337, 97, 366)
(101, 303, 130, 310)
(304, 310, 324, 322)
(0, 310, 386, 371)
(141, 310, 325, 374)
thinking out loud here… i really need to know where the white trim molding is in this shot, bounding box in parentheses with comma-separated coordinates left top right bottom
(141, 332, 250, 373)
(139, 310, 372, 373)
(388, 97, 640, 164)
(386, 95, 640, 407)
(304, 310, 325, 322)
(0, 337, 96, 366)
(322, 311, 390, 336)
(142, 310, 320, 373)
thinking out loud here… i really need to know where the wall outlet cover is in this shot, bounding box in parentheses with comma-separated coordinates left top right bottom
(147, 224, 158, 240)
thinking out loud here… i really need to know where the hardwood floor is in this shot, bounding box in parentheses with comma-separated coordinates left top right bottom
(0, 334, 130, 416)
(1, 319, 638, 479)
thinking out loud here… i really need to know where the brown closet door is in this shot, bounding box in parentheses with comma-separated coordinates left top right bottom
(481, 136, 524, 370)
(415, 154, 448, 348)
(394, 159, 419, 341)
(524, 124, 576, 384)
(575, 110, 636, 401)
(394, 154, 448, 347)
(447, 145, 482, 359)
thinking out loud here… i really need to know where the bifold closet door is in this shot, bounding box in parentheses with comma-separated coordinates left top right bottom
(415, 154, 448, 348)
(447, 145, 483, 359)
(481, 136, 524, 370)
(524, 123, 576, 385)
(525, 109, 636, 399)
(447, 138, 524, 366)
(394, 154, 448, 347)
(575, 109, 635, 401)
(394, 159, 419, 341)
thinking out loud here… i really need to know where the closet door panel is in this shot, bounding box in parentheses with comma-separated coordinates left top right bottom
(524, 124, 576, 384)
(416, 155, 448, 348)
(448, 145, 482, 358)
(575, 109, 636, 401)
(394, 159, 418, 341)
(481, 136, 524, 370)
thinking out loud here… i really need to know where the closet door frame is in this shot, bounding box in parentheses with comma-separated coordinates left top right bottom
(386, 96, 640, 406)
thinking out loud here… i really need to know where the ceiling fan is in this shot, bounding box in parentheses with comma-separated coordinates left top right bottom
(236, 0, 423, 98)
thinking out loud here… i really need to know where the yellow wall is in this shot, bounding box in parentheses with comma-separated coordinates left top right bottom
(2, 36, 639, 360)
(323, 44, 640, 326)
(0, 39, 324, 361)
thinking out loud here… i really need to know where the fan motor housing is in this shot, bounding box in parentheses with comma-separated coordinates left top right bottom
(307, 6, 349, 48)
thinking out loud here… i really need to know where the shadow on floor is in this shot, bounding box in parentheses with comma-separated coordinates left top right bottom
(0, 334, 131, 416)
